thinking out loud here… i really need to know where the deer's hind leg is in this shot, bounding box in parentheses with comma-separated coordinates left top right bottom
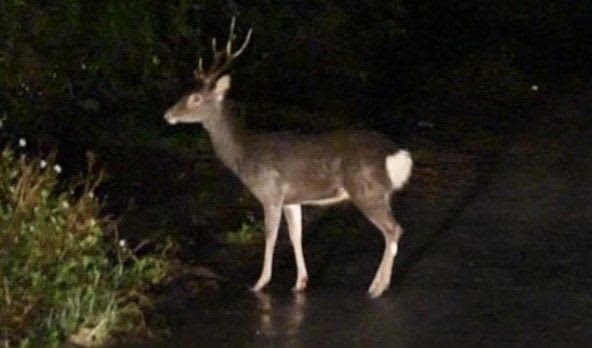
(351, 195, 404, 298)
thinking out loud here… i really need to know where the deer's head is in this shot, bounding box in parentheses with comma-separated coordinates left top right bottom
(164, 17, 252, 125)
(164, 75, 231, 125)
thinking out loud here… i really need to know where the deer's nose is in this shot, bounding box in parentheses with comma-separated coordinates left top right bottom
(164, 111, 177, 125)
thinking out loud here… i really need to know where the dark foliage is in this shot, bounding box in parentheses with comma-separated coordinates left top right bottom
(0, 0, 590, 147)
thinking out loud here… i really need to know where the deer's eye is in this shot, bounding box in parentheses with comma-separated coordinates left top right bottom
(187, 94, 203, 107)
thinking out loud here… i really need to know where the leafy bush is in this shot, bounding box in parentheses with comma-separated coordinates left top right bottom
(0, 146, 169, 347)
(225, 221, 261, 245)
(0, 0, 204, 144)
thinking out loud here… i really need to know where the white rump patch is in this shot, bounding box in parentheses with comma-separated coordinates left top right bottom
(385, 150, 413, 190)
(390, 242, 398, 256)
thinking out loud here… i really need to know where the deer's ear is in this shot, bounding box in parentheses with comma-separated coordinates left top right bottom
(214, 75, 231, 100)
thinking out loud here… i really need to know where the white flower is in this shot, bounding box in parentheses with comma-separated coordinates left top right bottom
(88, 191, 95, 199)
(530, 84, 539, 92)
(18, 138, 26, 148)
(61, 201, 70, 209)
(119, 239, 127, 248)
(53, 164, 62, 174)
(40, 160, 47, 168)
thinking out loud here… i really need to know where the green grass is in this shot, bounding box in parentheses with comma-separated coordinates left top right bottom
(0, 147, 170, 347)
(225, 221, 261, 245)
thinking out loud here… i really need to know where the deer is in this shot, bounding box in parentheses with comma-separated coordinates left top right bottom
(164, 18, 413, 298)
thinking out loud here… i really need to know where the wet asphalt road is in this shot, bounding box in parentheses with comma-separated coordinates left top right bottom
(121, 95, 592, 348)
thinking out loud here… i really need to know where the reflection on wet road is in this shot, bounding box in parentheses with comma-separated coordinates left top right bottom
(254, 292, 306, 344)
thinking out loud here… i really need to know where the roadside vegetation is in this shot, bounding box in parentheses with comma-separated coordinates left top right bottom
(225, 220, 261, 245)
(0, 141, 171, 347)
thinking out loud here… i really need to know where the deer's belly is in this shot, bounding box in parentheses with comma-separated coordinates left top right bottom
(286, 187, 350, 206)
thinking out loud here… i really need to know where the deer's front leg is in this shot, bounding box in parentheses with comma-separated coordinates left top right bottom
(283, 204, 309, 292)
(252, 203, 282, 292)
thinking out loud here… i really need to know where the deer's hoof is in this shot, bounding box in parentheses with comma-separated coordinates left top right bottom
(251, 280, 269, 292)
(292, 276, 308, 293)
(251, 284, 265, 292)
(368, 284, 389, 299)
(368, 288, 383, 299)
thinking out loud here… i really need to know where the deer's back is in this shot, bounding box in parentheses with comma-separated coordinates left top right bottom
(240, 130, 400, 204)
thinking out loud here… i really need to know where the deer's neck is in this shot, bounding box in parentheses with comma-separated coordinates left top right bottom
(202, 103, 247, 174)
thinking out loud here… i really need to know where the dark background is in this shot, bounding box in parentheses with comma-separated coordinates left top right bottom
(2, 0, 590, 147)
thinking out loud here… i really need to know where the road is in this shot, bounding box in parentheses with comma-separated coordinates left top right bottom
(120, 94, 592, 348)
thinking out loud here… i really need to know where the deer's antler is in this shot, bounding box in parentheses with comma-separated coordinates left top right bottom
(194, 16, 253, 85)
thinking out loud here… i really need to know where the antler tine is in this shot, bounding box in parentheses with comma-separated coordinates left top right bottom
(225, 16, 237, 55)
(195, 16, 252, 85)
(194, 38, 223, 83)
(223, 16, 252, 59)
(211, 37, 218, 52)
(208, 36, 226, 75)
(231, 28, 252, 58)
(193, 57, 204, 80)
(198, 57, 204, 74)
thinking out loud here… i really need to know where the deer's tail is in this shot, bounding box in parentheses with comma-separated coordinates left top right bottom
(385, 150, 413, 190)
